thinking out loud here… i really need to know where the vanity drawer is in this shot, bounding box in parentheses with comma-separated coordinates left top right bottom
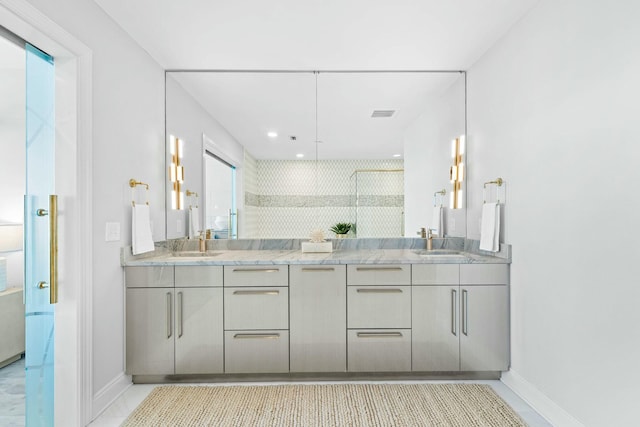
(224, 330, 289, 373)
(347, 286, 411, 329)
(224, 287, 288, 330)
(125, 266, 174, 288)
(290, 265, 346, 285)
(347, 329, 411, 372)
(460, 264, 508, 285)
(175, 266, 223, 287)
(224, 265, 288, 287)
(347, 264, 410, 286)
(412, 264, 459, 285)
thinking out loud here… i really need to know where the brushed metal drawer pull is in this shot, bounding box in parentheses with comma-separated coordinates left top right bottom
(232, 290, 280, 296)
(356, 288, 403, 294)
(462, 289, 469, 336)
(356, 267, 403, 272)
(356, 332, 403, 338)
(451, 289, 458, 336)
(233, 333, 281, 339)
(232, 268, 280, 273)
(301, 267, 335, 272)
(166, 292, 172, 339)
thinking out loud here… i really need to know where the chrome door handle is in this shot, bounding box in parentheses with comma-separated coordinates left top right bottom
(38, 281, 49, 289)
(355, 267, 403, 271)
(301, 267, 335, 272)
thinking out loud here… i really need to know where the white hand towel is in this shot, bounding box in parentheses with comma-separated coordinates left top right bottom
(189, 206, 200, 239)
(479, 202, 500, 252)
(432, 205, 444, 237)
(132, 204, 155, 255)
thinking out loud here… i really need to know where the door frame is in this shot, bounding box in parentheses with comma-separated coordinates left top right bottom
(0, 1, 93, 425)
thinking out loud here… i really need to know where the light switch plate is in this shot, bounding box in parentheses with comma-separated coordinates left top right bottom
(105, 222, 120, 242)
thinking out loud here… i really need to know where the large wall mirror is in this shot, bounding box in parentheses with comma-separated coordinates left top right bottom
(165, 71, 466, 240)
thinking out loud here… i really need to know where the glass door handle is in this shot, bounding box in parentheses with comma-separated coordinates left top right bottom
(36, 196, 58, 304)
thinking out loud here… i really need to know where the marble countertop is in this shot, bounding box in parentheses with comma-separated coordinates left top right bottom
(122, 248, 509, 266)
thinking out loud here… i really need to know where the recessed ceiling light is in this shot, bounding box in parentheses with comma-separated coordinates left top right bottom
(393, 154, 402, 158)
(296, 153, 304, 158)
(267, 131, 278, 138)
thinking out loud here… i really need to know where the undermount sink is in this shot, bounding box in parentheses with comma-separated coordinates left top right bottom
(171, 251, 221, 257)
(413, 249, 466, 256)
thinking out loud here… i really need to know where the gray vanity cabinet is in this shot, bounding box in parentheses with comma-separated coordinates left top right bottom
(412, 264, 509, 372)
(289, 265, 347, 373)
(347, 264, 412, 372)
(125, 266, 224, 376)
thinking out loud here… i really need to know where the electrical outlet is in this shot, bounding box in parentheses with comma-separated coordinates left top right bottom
(105, 222, 120, 242)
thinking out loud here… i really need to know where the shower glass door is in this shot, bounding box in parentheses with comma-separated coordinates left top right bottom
(24, 42, 55, 426)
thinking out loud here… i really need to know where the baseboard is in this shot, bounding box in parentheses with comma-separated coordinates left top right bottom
(501, 370, 584, 427)
(91, 373, 132, 421)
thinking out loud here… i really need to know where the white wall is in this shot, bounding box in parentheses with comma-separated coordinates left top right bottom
(466, 1, 640, 425)
(22, 0, 167, 416)
(404, 75, 466, 238)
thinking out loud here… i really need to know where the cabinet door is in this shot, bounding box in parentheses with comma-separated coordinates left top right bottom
(224, 330, 289, 373)
(126, 288, 174, 375)
(175, 287, 223, 374)
(224, 287, 289, 330)
(347, 286, 411, 329)
(290, 265, 346, 372)
(412, 286, 460, 371)
(460, 285, 509, 371)
(347, 329, 411, 372)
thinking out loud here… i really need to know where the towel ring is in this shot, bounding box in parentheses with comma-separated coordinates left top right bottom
(483, 177, 504, 204)
(130, 178, 150, 206)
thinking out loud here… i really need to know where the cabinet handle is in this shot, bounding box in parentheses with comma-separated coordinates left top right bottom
(166, 292, 172, 339)
(233, 333, 280, 339)
(232, 268, 280, 273)
(177, 291, 183, 338)
(232, 290, 280, 295)
(301, 267, 335, 272)
(355, 267, 403, 271)
(462, 289, 468, 336)
(356, 332, 403, 338)
(451, 289, 457, 336)
(356, 288, 403, 294)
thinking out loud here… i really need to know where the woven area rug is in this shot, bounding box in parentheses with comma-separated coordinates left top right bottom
(122, 383, 527, 426)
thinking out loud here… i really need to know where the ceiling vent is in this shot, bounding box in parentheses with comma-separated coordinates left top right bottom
(371, 110, 395, 118)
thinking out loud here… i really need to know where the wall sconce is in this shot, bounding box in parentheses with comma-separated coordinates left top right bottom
(0, 223, 23, 292)
(169, 135, 185, 210)
(449, 135, 465, 209)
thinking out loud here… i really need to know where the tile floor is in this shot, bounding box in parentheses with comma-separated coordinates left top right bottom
(88, 379, 553, 427)
(0, 359, 552, 427)
(0, 356, 25, 427)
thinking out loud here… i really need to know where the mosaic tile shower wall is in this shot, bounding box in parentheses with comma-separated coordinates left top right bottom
(242, 151, 259, 238)
(243, 158, 404, 238)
